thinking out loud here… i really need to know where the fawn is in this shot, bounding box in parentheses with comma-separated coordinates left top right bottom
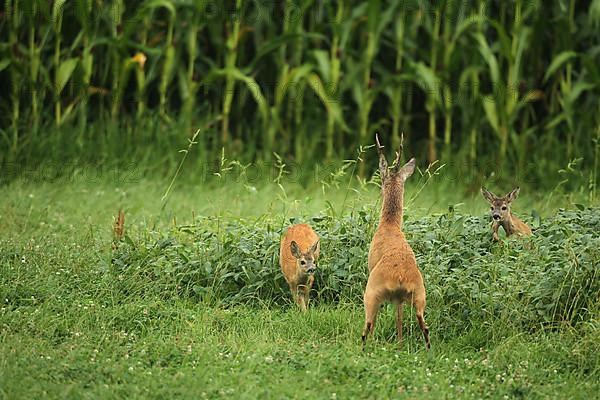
(280, 223, 320, 311)
(362, 134, 430, 350)
(480, 187, 532, 241)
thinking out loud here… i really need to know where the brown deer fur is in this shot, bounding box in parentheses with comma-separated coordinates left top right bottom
(362, 134, 430, 350)
(480, 187, 532, 241)
(280, 224, 320, 311)
(112, 210, 125, 250)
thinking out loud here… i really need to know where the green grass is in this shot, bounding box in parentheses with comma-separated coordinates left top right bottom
(1, 304, 597, 399)
(1, 173, 598, 399)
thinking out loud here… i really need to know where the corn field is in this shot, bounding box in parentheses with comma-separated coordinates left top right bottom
(1, 0, 600, 180)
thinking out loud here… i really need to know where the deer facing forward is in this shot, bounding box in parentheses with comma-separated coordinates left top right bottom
(480, 187, 532, 241)
(362, 134, 430, 350)
(280, 224, 320, 311)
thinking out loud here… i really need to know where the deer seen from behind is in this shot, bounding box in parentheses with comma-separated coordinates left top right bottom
(480, 187, 532, 241)
(361, 134, 430, 350)
(280, 224, 320, 311)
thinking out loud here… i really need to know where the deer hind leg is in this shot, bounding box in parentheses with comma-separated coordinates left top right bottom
(413, 295, 430, 350)
(362, 282, 383, 350)
(396, 302, 404, 347)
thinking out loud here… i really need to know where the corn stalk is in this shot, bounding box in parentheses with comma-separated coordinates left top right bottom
(221, 0, 243, 146)
(179, 4, 202, 133)
(476, 0, 534, 167)
(109, 0, 125, 120)
(386, 3, 406, 152)
(6, 0, 21, 160)
(353, 0, 395, 176)
(158, 1, 175, 119)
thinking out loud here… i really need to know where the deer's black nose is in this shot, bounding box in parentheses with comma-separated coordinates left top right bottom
(493, 214, 500, 220)
(307, 266, 316, 274)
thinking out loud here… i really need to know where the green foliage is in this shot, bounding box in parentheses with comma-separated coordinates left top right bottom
(112, 206, 600, 338)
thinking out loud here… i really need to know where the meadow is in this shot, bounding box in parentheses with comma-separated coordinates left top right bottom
(1, 163, 598, 399)
(1, 0, 599, 398)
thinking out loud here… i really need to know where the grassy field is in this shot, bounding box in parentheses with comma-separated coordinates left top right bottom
(1, 170, 598, 399)
(3, 0, 599, 397)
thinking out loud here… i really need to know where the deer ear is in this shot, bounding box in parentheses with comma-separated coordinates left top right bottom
(399, 158, 415, 182)
(480, 187, 496, 203)
(308, 240, 319, 255)
(505, 187, 520, 203)
(290, 241, 302, 258)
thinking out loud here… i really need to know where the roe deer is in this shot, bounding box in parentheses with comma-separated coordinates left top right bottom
(280, 224, 320, 311)
(362, 134, 430, 350)
(480, 187, 532, 241)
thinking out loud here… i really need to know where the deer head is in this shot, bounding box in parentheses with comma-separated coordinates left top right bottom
(376, 133, 415, 188)
(290, 240, 319, 275)
(480, 187, 520, 223)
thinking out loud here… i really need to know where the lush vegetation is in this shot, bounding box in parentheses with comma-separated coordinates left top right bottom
(1, 173, 598, 398)
(2, 0, 600, 186)
(2, 1, 599, 398)
(112, 204, 600, 335)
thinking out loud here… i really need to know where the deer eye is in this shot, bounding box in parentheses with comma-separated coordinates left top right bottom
(300, 260, 306, 266)
(490, 206, 494, 211)
(501, 206, 507, 211)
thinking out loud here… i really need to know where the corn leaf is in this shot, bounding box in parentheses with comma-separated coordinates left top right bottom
(566, 80, 595, 104)
(52, 0, 67, 25)
(0, 59, 11, 72)
(474, 33, 500, 86)
(413, 62, 437, 93)
(544, 51, 578, 83)
(307, 73, 348, 131)
(227, 68, 269, 125)
(312, 50, 331, 83)
(482, 99, 499, 134)
(56, 58, 79, 94)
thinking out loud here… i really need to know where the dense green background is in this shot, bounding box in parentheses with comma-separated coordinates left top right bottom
(1, 0, 599, 189)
